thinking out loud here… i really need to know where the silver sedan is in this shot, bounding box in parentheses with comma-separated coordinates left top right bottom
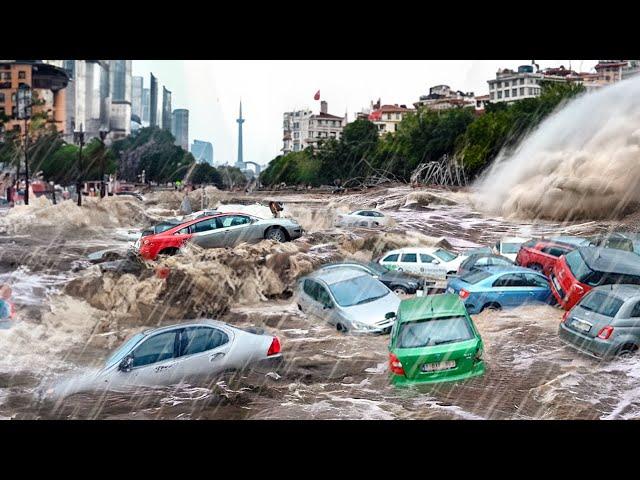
(50, 320, 282, 397)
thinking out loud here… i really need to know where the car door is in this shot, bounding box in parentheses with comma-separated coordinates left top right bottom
(217, 214, 254, 246)
(316, 283, 340, 326)
(174, 326, 233, 381)
(398, 252, 420, 275)
(491, 273, 529, 307)
(190, 217, 226, 248)
(419, 253, 446, 280)
(523, 273, 552, 303)
(380, 253, 400, 271)
(124, 330, 180, 387)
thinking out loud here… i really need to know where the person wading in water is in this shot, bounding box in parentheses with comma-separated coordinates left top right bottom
(269, 201, 284, 218)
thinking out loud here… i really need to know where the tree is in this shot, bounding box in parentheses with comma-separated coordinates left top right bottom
(190, 163, 222, 186)
(218, 166, 247, 189)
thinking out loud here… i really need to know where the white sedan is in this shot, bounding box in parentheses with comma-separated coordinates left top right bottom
(50, 320, 282, 397)
(334, 210, 391, 228)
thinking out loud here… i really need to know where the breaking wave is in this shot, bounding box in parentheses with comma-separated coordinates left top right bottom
(475, 76, 640, 221)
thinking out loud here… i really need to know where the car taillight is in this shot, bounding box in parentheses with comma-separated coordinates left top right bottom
(597, 326, 614, 340)
(389, 353, 405, 376)
(267, 337, 281, 356)
(459, 289, 470, 299)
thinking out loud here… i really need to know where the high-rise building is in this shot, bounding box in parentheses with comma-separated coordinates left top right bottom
(141, 88, 150, 126)
(191, 140, 214, 166)
(109, 60, 131, 140)
(149, 73, 158, 127)
(131, 75, 143, 120)
(171, 109, 189, 150)
(162, 86, 172, 132)
(65, 60, 110, 142)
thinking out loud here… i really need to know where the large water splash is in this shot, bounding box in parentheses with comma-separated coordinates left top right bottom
(475, 76, 640, 221)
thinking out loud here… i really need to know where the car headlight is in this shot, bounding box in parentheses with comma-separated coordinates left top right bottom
(351, 320, 375, 331)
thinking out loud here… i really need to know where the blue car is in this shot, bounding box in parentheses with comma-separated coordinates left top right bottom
(446, 266, 553, 314)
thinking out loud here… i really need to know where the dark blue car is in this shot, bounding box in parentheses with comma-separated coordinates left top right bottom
(446, 266, 553, 314)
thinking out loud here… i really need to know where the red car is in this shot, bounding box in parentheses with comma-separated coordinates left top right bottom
(135, 212, 303, 260)
(550, 247, 640, 310)
(515, 239, 575, 276)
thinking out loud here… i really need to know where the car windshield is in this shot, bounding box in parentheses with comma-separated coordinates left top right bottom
(329, 275, 389, 307)
(104, 333, 145, 369)
(578, 291, 624, 318)
(565, 250, 597, 284)
(461, 270, 492, 284)
(501, 243, 522, 254)
(397, 316, 474, 348)
(433, 249, 458, 262)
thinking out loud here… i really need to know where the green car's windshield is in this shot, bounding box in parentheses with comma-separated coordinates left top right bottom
(104, 333, 144, 369)
(329, 276, 389, 307)
(579, 291, 624, 318)
(396, 316, 474, 349)
(434, 249, 457, 262)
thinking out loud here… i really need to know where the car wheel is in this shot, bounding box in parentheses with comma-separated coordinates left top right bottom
(617, 345, 637, 358)
(265, 227, 287, 243)
(392, 286, 408, 296)
(482, 302, 501, 312)
(336, 323, 348, 333)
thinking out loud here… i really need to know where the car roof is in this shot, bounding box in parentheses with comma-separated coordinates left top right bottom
(398, 294, 467, 322)
(161, 212, 254, 231)
(577, 247, 640, 276)
(480, 266, 544, 275)
(465, 253, 511, 261)
(500, 237, 529, 243)
(141, 319, 230, 336)
(306, 268, 369, 285)
(589, 284, 640, 301)
(530, 239, 576, 249)
(384, 247, 440, 255)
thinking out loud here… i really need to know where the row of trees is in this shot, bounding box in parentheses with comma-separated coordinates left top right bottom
(0, 119, 246, 188)
(260, 82, 585, 187)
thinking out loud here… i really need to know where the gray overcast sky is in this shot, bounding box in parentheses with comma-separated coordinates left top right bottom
(132, 60, 597, 167)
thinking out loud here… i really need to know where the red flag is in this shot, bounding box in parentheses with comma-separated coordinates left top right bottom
(314, 90, 320, 101)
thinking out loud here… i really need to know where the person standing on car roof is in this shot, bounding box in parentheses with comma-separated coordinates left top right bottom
(269, 201, 283, 218)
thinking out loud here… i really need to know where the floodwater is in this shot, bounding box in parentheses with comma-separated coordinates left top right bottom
(0, 185, 637, 420)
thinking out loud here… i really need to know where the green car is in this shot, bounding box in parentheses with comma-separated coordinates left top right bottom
(388, 294, 485, 386)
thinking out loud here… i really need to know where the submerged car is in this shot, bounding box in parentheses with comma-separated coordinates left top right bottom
(457, 253, 514, 277)
(388, 294, 485, 386)
(515, 238, 575, 276)
(318, 261, 431, 295)
(588, 232, 635, 253)
(296, 268, 401, 334)
(136, 212, 303, 260)
(493, 237, 530, 262)
(446, 266, 553, 314)
(52, 320, 282, 397)
(550, 247, 640, 310)
(379, 247, 466, 276)
(334, 209, 391, 228)
(559, 285, 640, 359)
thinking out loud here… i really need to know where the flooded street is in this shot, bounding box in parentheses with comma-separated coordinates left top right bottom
(0, 185, 638, 420)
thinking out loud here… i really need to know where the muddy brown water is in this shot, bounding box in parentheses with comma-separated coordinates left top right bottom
(1, 186, 639, 420)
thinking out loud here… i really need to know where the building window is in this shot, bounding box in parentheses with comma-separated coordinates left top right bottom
(497, 91, 502, 99)
(3, 73, 10, 80)
(0, 93, 4, 103)
(490, 92, 495, 100)
(512, 88, 517, 97)
(505, 90, 510, 98)
(520, 87, 524, 95)
(0, 107, 4, 116)
(527, 87, 533, 95)
(18, 71, 26, 80)
(497, 81, 501, 88)
(395, 113, 400, 120)
(520, 78, 524, 85)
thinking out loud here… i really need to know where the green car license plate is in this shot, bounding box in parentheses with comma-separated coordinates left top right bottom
(421, 360, 456, 372)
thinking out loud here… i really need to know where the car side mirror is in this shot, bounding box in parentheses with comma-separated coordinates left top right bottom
(118, 354, 133, 373)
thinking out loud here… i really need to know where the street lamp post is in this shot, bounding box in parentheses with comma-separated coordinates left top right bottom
(99, 129, 109, 198)
(74, 124, 85, 206)
(16, 84, 32, 206)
